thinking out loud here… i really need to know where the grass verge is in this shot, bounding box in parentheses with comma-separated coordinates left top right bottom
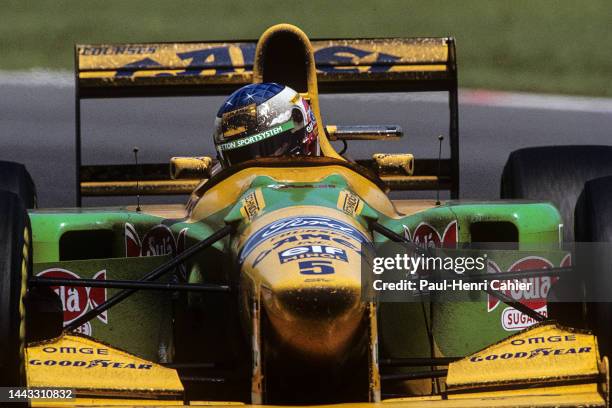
(2, 0, 611, 96)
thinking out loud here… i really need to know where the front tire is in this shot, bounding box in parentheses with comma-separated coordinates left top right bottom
(0, 191, 32, 387)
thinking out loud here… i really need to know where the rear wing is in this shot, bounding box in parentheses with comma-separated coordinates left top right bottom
(75, 37, 458, 204)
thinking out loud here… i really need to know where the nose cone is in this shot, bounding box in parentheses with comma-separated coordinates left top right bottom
(262, 284, 365, 360)
(237, 209, 372, 362)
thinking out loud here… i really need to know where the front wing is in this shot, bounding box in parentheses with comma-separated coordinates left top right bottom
(24, 323, 608, 407)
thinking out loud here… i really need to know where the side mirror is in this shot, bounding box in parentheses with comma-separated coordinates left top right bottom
(372, 153, 414, 175)
(170, 157, 213, 180)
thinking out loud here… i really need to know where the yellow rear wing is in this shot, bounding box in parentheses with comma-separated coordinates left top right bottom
(76, 38, 455, 96)
(74, 37, 458, 205)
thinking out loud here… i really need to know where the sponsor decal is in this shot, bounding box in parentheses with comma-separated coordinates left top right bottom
(561, 253, 572, 268)
(100, 43, 403, 78)
(500, 306, 548, 331)
(259, 217, 366, 240)
(79, 45, 158, 56)
(140, 224, 176, 256)
(41, 346, 109, 355)
(251, 228, 362, 268)
(240, 189, 265, 221)
(28, 359, 153, 369)
(125, 223, 141, 257)
(240, 216, 369, 263)
(402, 225, 412, 241)
(337, 191, 363, 216)
(509, 334, 576, 346)
(314, 45, 400, 73)
(303, 98, 318, 151)
(305, 120, 315, 133)
(217, 121, 294, 151)
(25, 334, 183, 391)
(469, 332, 590, 363)
(73, 321, 92, 336)
(304, 277, 333, 283)
(126, 223, 189, 279)
(36, 268, 108, 328)
(278, 245, 348, 264)
(402, 220, 457, 248)
(125, 223, 188, 258)
(142, 225, 177, 257)
(469, 346, 592, 363)
(298, 260, 335, 275)
(487, 256, 561, 331)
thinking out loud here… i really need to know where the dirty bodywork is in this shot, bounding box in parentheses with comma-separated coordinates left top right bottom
(19, 24, 608, 407)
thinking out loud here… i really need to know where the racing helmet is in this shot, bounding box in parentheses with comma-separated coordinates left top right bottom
(213, 82, 318, 168)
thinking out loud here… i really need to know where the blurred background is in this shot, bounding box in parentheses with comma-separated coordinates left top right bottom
(1, 0, 611, 207)
(2, 0, 611, 95)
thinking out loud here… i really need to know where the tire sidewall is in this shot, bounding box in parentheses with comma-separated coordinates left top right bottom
(0, 192, 31, 387)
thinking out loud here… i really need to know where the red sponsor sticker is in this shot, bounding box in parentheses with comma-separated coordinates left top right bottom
(487, 256, 562, 331)
(36, 268, 108, 326)
(125, 223, 141, 257)
(561, 253, 572, 268)
(404, 220, 457, 248)
(125, 223, 187, 258)
(141, 225, 177, 257)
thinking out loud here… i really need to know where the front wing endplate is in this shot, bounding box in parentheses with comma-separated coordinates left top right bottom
(25, 333, 183, 401)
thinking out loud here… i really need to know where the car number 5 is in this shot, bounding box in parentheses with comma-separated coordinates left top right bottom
(298, 260, 335, 275)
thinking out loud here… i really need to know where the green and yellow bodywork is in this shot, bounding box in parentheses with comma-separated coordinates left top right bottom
(20, 23, 608, 407)
(26, 160, 605, 406)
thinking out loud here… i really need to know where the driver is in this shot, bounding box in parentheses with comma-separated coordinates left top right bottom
(213, 82, 318, 169)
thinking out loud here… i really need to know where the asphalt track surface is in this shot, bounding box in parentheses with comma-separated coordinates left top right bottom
(1, 77, 612, 208)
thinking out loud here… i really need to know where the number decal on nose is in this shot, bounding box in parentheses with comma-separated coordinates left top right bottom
(298, 260, 335, 275)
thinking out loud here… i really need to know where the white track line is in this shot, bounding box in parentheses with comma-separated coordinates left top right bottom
(1, 70, 612, 114)
(0, 69, 72, 88)
(332, 91, 612, 114)
(460, 89, 612, 114)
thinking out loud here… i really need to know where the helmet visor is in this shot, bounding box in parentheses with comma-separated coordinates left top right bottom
(217, 121, 306, 167)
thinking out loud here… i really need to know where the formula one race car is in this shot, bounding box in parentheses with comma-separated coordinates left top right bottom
(1, 24, 612, 407)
